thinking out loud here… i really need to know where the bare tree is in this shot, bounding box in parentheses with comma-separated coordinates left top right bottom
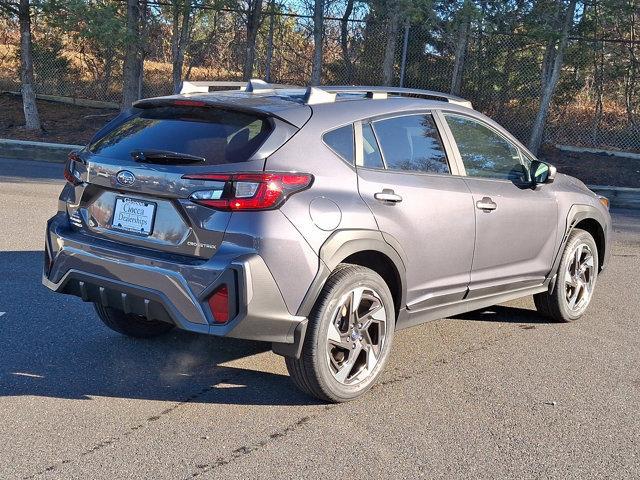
(528, 0, 578, 154)
(340, 0, 355, 83)
(310, 0, 324, 85)
(243, 0, 264, 80)
(1, 0, 42, 131)
(539, 2, 563, 90)
(172, 0, 192, 93)
(264, 0, 276, 82)
(591, 2, 604, 144)
(382, 1, 401, 86)
(122, 0, 142, 110)
(624, 7, 638, 129)
(450, 0, 473, 96)
(138, 0, 150, 99)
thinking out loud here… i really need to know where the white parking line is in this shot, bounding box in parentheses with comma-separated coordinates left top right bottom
(11, 372, 44, 379)
(0, 312, 5, 317)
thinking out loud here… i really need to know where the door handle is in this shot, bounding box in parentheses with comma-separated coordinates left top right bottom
(374, 189, 403, 203)
(476, 196, 497, 211)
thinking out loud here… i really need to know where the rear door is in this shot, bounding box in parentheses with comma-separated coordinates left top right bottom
(440, 112, 558, 297)
(355, 112, 476, 311)
(68, 102, 291, 258)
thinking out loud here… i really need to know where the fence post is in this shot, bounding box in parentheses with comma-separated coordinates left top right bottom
(399, 21, 410, 87)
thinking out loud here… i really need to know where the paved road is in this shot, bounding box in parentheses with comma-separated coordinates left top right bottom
(1, 158, 639, 479)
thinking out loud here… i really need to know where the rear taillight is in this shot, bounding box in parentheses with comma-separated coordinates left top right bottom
(183, 172, 313, 211)
(208, 284, 229, 324)
(64, 153, 82, 186)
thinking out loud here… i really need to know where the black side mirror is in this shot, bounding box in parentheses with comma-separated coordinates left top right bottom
(531, 160, 556, 185)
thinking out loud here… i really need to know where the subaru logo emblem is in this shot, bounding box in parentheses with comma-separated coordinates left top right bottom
(116, 170, 136, 186)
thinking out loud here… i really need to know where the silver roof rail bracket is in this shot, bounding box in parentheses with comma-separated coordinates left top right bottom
(245, 79, 273, 92)
(366, 91, 388, 100)
(180, 81, 212, 94)
(180, 79, 299, 95)
(445, 98, 473, 109)
(304, 87, 337, 105)
(180, 81, 247, 94)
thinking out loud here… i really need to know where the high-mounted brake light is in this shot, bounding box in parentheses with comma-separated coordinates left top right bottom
(183, 172, 313, 211)
(64, 152, 82, 186)
(171, 100, 207, 107)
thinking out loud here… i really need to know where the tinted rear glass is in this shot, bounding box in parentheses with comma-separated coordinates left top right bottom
(89, 106, 272, 165)
(323, 125, 355, 164)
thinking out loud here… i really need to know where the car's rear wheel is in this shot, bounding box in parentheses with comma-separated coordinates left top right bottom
(94, 303, 175, 338)
(286, 264, 395, 403)
(534, 228, 599, 322)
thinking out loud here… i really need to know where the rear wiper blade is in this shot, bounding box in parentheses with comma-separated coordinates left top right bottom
(131, 150, 206, 164)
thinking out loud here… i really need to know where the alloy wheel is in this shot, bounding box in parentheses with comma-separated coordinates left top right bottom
(564, 243, 596, 312)
(325, 287, 388, 386)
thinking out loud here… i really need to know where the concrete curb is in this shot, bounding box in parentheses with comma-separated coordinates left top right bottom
(4, 91, 119, 110)
(588, 185, 640, 211)
(0, 139, 82, 163)
(555, 144, 640, 161)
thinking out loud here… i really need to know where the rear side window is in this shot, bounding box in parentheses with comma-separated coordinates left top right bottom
(372, 114, 450, 174)
(89, 106, 272, 165)
(361, 123, 384, 169)
(323, 125, 355, 164)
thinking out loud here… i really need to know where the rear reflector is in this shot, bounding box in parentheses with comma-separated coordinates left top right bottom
(208, 285, 229, 324)
(183, 172, 313, 211)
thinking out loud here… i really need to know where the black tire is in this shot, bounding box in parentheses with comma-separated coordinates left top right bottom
(534, 228, 599, 322)
(94, 303, 175, 338)
(285, 264, 395, 403)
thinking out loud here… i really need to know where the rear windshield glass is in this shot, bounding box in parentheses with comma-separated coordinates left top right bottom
(89, 106, 272, 165)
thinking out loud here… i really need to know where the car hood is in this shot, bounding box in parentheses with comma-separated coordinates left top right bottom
(554, 173, 597, 196)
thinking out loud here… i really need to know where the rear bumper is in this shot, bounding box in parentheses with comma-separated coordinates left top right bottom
(43, 213, 307, 351)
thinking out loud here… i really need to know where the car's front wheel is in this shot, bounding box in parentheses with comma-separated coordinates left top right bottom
(94, 303, 175, 338)
(286, 264, 395, 403)
(534, 228, 599, 322)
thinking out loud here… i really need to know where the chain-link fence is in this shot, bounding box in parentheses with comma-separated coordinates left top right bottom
(1, 8, 639, 153)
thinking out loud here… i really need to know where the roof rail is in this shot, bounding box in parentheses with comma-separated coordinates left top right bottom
(180, 79, 297, 95)
(303, 85, 473, 109)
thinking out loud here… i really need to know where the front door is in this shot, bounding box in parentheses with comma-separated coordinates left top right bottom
(355, 113, 476, 311)
(441, 112, 558, 297)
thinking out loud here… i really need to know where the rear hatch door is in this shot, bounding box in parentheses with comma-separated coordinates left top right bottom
(69, 101, 299, 259)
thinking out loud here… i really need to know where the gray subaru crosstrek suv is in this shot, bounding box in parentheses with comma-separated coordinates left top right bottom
(43, 80, 612, 402)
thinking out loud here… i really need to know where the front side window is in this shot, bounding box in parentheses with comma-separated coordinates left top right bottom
(444, 114, 526, 181)
(372, 114, 450, 174)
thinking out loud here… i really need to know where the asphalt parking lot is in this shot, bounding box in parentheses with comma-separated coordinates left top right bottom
(1, 157, 639, 480)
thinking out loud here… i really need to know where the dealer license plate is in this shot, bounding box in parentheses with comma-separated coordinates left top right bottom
(111, 197, 156, 236)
